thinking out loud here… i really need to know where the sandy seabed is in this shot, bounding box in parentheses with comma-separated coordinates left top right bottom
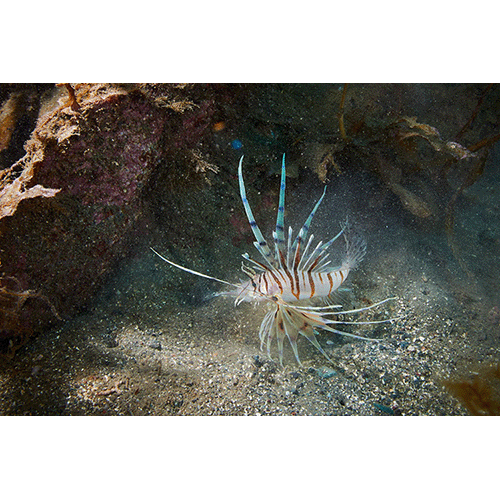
(2, 162, 498, 416)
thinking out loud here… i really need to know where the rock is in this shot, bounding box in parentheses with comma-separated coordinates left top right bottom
(0, 85, 168, 343)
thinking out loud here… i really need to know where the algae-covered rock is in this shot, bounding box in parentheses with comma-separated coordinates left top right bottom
(0, 85, 169, 344)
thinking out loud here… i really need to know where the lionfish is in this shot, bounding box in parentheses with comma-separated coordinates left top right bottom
(151, 155, 395, 366)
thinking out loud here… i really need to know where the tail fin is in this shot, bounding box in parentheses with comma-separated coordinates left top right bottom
(341, 222, 367, 270)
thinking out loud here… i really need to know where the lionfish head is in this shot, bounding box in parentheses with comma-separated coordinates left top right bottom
(216, 278, 266, 306)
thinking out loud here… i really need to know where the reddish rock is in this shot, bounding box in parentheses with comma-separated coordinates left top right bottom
(0, 85, 169, 344)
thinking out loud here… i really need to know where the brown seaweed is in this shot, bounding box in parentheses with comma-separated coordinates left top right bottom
(443, 363, 500, 416)
(0, 276, 60, 358)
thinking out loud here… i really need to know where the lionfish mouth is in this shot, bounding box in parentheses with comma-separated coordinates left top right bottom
(152, 154, 399, 366)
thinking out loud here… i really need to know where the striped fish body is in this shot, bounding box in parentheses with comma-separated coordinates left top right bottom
(256, 267, 349, 302)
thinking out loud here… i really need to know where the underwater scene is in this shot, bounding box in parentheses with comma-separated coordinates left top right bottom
(1, 83, 499, 416)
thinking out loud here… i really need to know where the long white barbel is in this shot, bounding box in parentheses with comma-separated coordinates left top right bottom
(150, 247, 238, 288)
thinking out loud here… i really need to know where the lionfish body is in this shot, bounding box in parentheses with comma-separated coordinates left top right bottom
(152, 155, 395, 366)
